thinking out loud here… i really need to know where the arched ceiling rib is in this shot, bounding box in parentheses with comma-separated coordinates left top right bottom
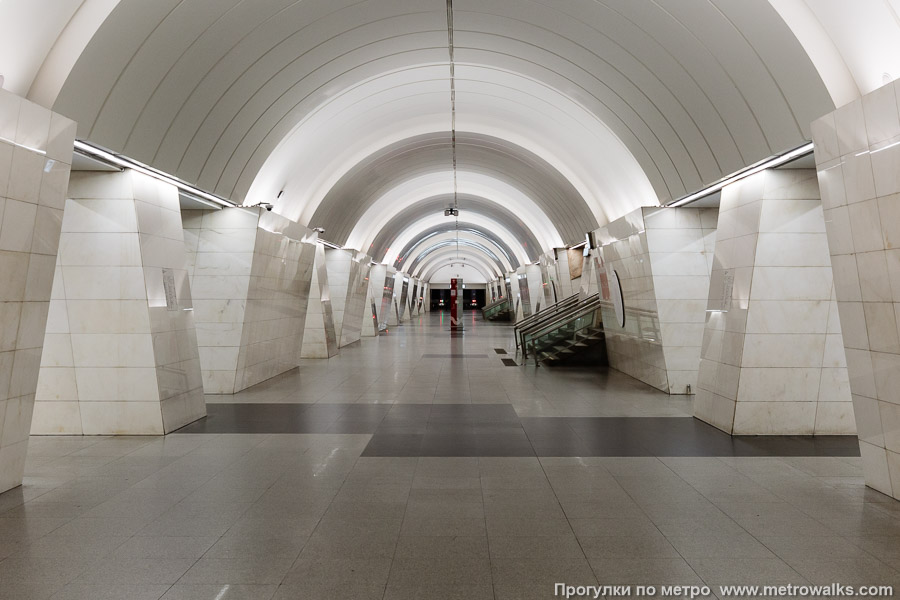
(344, 171, 565, 252)
(415, 248, 500, 281)
(308, 132, 592, 247)
(366, 194, 542, 264)
(393, 225, 520, 271)
(407, 240, 506, 276)
(425, 261, 492, 284)
(48, 0, 834, 232)
(403, 236, 512, 274)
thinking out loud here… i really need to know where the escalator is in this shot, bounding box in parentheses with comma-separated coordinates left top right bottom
(481, 296, 512, 321)
(513, 292, 583, 348)
(516, 293, 606, 366)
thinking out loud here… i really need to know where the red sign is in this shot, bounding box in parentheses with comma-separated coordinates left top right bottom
(450, 278, 461, 330)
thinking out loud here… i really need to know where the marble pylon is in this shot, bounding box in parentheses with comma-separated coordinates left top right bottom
(34, 170, 206, 435)
(0, 90, 76, 491)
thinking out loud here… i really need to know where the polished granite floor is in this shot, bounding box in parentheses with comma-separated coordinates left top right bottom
(2, 311, 898, 599)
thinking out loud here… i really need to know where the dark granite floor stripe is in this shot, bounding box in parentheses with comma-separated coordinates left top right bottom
(174, 404, 861, 458)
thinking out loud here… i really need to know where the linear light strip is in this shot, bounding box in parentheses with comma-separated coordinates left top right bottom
(318, 239, 342, 250)
(446, 0, 460, 260)
(73, 139, 236, 208)
(665, 141, 814, 207)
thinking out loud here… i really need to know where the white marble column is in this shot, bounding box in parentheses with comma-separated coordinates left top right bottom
(553, 249, 576, 299)
(185, 208, 316, 393)
(363, 263, 385, 335)
(386, 270, 400, 327)
(409, 278, 421, 317)
(594, 207, 716, 394)
(515, 264, 544, 316)
(537, 258, 556, 308)
(0, 90, 75, 491)
(579, 249, 600, 297)
(812, 79, 900, 498)
(397, 275, 410, 323)
(694, 169, 853, 435)
(35, 169, 205, 435)
(325, 249, 370, 347)
(301, 243, 338, 358)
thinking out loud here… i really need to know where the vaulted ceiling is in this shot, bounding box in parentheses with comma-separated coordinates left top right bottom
(4, 0, 884, 281)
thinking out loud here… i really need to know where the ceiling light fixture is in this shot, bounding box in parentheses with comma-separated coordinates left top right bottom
(665, 141, 814, 207)
(73, 139, 235, 208)
(446, 0, 460, 260)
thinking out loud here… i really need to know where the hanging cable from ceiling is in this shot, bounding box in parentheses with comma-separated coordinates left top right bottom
(446, 0, 460, 259)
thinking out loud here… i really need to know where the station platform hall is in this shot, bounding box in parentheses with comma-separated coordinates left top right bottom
(2, 0, 900, 598)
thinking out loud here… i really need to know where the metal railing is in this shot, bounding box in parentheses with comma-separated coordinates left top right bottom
(513, 292, 583, 349)
(481, 297, 510, 320)
(517, 293, 601, 352)
(521, 296, 604, 365)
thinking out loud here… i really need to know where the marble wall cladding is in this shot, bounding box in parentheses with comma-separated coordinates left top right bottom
(385, 270, 400, 328)
(552, 249, 575, 300)
(34, 169, 205, 437)
(409, 278, 422, 316)
(812, 80, 900, 498)
(537, 260, 553, 307)
(694, 169, 853, 436)
(516, 265, 544, 315)
(325, 249, 371, 347)
(300, 243, 338, 359)
(0, 90, 75, 492)
(185, 207, 316, 392)
(237, 212, 317, 386)
(183, 207, 256, 393)
(580, 249, 601, 297)
(365, 264, 387, 333)
(594, 207, 715, 394)
(515, 269, 531, 317)
(397, 276, 410, 322)
(324, 249, 351, 343)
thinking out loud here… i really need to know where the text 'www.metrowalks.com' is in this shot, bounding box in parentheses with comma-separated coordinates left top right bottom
(554, 583, 894, 598)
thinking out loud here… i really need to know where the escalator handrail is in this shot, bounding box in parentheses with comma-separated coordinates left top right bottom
(519, 293, 601, 336)
(482, 298, 510, 319)
(514, 293, 581, 332)
(482, 296, 509, 312)
(518, 295, 602, 353)
(521, 296, 602, 340)
(522, 300, 603, 359)
(513, 293, 582, 348)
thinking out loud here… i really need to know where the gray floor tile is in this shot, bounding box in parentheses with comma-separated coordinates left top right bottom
(49, 583, 170, 600)
(785, 558, 900, 585)
(282, 557, 392, 588)
(179, 557, 295, 585)
(300, 530, 399, 558)
(113, 536, 219, 560)
(667, 533, 776, 559)
(686, 558, 807, 586)
(160, 584, 278, 600)
(589, 557, 704, 585)
(0, 314, 890, 600)
(579, 533, 681, 559)
(387, 556, 492, 586)
(75, 557, 197, 585)
(383, 583, 494, 600)
(488, 534, 584, 559)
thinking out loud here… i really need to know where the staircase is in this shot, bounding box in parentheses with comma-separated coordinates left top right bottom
(481, 297, 512, 321)
(516, 293, 606, 366)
